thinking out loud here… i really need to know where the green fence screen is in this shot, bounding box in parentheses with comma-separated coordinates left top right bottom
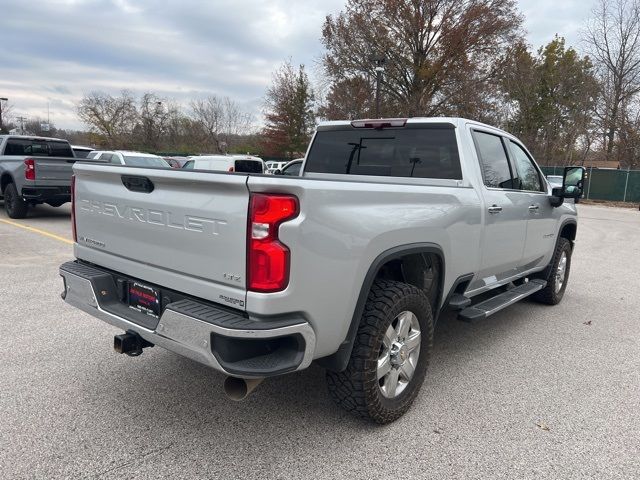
(541, 167, 640, 203)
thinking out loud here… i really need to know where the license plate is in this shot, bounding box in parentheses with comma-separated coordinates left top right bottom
(128, 281, 161, 318)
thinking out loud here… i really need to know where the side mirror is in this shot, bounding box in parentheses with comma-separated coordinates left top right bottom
(562, 166, 586, 199)
(273, 169, 283, 175)
(550, 166, 586, 207)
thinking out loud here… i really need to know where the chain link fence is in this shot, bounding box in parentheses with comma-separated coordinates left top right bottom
(541, 166, 640, 203)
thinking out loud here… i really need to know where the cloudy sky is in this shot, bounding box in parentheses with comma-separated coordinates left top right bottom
(0, 0, 594, 130)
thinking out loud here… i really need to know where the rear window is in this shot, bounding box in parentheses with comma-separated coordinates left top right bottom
(73, 149, 90, 158)
(182, 160, 194, 169)
(234, 160, 263, 173)
(305, 126, 462, 179)
(122, 155, 169, 168)
(4, 138, 74, 157)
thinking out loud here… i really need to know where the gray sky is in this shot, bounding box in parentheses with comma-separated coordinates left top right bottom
(0, 0, 594, 130)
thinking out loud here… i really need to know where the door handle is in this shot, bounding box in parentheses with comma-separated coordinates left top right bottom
(488, 205, 502, 214)
(528, 204, 539, 212)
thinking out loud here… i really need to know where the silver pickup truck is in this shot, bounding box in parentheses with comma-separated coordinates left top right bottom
(59, 117, 585, 423)
(0, 135, 79, 218)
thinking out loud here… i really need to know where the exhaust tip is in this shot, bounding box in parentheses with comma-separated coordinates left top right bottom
(223, 376, 264, 401)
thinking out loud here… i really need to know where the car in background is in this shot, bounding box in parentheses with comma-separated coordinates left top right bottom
(1, 134, 78, 217)
(72, 145, 94, 159)
(273, 158, 303, 176)
(265, 160, 287, 174)
(183, 155, 265, 173)
(89, 150, 170, 168)
(547, 175, 563, 188)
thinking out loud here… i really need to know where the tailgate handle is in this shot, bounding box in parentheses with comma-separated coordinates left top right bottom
(121, 175, 154, 193)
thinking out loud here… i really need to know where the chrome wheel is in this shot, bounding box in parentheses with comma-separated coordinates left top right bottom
(555, 251, 567, 293)
(377, 311, 421, 399)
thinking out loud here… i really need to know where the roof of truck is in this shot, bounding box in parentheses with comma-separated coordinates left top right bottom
(0, 134, 69, 142)
(318, 117, 508, 135)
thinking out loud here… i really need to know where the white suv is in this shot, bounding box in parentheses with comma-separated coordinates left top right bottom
(87, 150, 170, 168)
(183, 155, 265, 173)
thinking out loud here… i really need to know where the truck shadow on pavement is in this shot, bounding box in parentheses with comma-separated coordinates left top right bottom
(0, 201, 71, 220)
(80, 304, 542, 443)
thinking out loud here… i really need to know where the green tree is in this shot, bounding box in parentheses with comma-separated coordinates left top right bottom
(261, 61, 315, 158)
(500, 37, 598, 165)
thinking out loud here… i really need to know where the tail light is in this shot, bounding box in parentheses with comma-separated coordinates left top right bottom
(247, 193, 299, 292)
(228, 166, 235, 172)
(71, 174, 77, 242)
(24, 158, 35, 180)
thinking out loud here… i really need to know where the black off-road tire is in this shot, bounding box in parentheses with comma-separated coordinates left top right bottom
(532, 237, 572, 305)
(326, 280, 434, 424)
(3, 183, 29, 219)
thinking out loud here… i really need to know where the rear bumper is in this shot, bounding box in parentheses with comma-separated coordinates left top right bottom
(22, 186, 71, 203)
(59, 261, 315, 378)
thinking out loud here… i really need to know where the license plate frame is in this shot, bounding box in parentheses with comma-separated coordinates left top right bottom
(128, 281, 161, 318)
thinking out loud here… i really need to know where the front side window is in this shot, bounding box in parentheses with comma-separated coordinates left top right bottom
(305, 126, 462, 179)
(472, 131, 514, 189)
(509, 141, 543, 192)
(283, 161, 302, 176)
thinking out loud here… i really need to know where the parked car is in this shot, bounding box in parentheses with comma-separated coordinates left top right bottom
(265, 161, 287, 174)
(72, 145, 94, 159)
(183, 155, 265, 173)
(60, 117, 584, 423)
(547, 175, 563, 187)
(0, 135, 78, 218)
(273, 158, 303, 176)
(89, 150, 170, 168)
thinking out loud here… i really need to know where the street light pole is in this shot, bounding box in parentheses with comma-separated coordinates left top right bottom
(0, 97, 8, 133)
(370, 54, 386, 118)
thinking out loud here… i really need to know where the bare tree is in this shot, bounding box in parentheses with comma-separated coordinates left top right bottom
(190, 96, 253, 153)
(76, 91, 138, 147)
(136, 92, 173, 150)
(0, 100, 14, 133)
(584, 0, 640, 160)
(321, 0, 523, 117)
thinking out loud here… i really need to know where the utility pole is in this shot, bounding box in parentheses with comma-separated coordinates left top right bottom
(0, 97, 7, 133)
(370, 54, 386, 118)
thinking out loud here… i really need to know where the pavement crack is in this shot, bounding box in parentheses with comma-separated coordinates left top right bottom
(87, 442, 176, 479)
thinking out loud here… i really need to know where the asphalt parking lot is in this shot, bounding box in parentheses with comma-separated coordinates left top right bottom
(1, 203, 639, 479)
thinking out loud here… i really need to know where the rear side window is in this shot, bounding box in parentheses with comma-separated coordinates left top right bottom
(472, 131, 515, 189)
(183, 160, 194, 169)
(234, 160, 263, 173)
(3, 138, 73, 157)
(305, 127, 462, 179)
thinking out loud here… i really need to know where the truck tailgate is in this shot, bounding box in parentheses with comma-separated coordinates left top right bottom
(72, 163, 249, 308)
(34, 156, 76, 184)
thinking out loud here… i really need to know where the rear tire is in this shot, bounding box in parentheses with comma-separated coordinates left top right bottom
(3, 183, 28, 219)
(326, 280, 433, 424)
(532, 237, 572, 305)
